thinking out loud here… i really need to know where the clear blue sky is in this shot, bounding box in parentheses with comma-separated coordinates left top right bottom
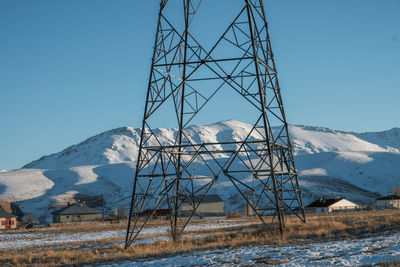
(1, 0, 399, 170)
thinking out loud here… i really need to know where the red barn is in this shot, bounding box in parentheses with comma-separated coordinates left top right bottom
(139, 209, 171, 218)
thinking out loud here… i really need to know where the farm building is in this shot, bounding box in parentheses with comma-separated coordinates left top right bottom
(306, 197, 359, 214)
(0, 206, 17, 229)
(139, 209, 171, 218)
(180, 194, 224, 216)
(376, 195, 400, 209)
(52, 202, 102, 223)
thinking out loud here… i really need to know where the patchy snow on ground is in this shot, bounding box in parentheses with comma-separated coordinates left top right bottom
(114, 231, 400, 267)
(0, 230, 122, 249)
(0, 219, 252, 249)
(1, 216, 399, 266)
(2, 219, 398, 266)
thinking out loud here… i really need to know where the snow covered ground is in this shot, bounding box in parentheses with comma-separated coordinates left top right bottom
(113, 231, 400, 267)
(0, 230, 122, 249)
(0, 219, 252, 250)
(2, 217, 399, 266)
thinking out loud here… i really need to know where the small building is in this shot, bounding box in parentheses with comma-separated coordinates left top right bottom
(376, 195, 400, 209)
(139, 209, 171, 218)
(306, 197, 359, 214)
(0, 206, 17, 229)
(52, 202, 102, 223)
(181, 194, 224, 216)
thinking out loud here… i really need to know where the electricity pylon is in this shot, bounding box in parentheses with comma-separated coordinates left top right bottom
(125, 0, 305, 248)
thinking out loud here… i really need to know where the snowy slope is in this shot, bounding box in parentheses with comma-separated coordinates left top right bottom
(23, 127, 142, 169)
(0, 169, 53, 201)
(289, 125, 386, 154)
(354, 127, 400, 151)
(0, 120, 399, 219)
(23, 121, 390, 169)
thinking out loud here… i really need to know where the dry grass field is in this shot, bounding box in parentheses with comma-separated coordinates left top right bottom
(381, 261, 400, 267)
(1, 209, 400, 266)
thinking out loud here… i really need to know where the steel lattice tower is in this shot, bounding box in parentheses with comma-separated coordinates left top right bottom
(125, 0, 306, 248)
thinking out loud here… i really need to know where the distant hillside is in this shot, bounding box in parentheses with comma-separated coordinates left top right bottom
(1, 120, 399, 219)
(354, 127, 400, 151)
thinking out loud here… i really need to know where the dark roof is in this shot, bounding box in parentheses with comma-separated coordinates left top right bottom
(306, 197, 345, 208)
(182, 194, 223, 204)
(0, 206, 14, 218)
(377, 195, 400, 200)
(52, 203, 101, 215)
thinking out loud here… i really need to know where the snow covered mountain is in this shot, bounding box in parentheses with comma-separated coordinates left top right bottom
(22, 120, 391, 169)
(0, 120, 399, 219)
(354, 127, 400, 151)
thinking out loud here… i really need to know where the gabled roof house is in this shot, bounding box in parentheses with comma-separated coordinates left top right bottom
(306, 197, 359, 214)
(52, 202, 102, 223)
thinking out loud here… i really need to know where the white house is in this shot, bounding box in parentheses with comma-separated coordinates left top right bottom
(376, 195, 400, 209)
(306, 197, 359, 214)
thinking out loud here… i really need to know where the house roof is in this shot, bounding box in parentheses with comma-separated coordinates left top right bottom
(182, 194, 223, 204)
(377, 195, 400, 200)
(0, 206, 14, 218)
(306, 197, 345, 208)
(52, 203, 101, 215)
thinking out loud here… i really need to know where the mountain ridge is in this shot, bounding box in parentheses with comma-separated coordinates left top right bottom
(1, 120, 399, 219)
(23, 120, 397, 169)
